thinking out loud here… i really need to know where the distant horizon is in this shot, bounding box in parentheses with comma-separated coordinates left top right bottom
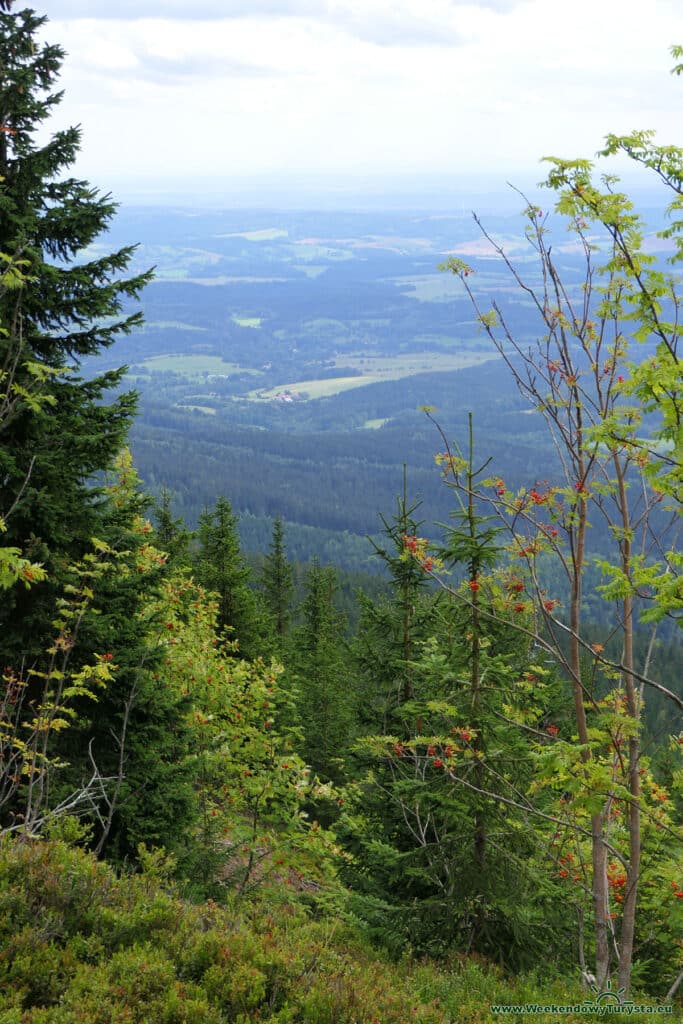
(102, 166, 667, 214)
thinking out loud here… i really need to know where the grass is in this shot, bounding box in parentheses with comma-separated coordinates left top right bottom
(247, 351, 498, 401)
(338, 352, 492, 375)
(362, 418, 391, 429)
(2, 837, 674, 1024)
(154, 267, 189, 280)
(392, 270, 555, 303)
(391, 274, 466, 302)
(217, 228, 289, 241)
(231, 315, 262, 328)
(289, 242, 355, 262)
(293, 264, 328, 278)
(250, 377, 378, 400)
(183, 275, 288, 286)
(128, 354, 261, 378)
(176, 404, 217, 415)
(143, 320, 208, 332)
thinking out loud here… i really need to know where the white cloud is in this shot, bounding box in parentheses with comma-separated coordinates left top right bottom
(45, 1, 521, 49)
(38, 0, 682, 191)
(47, 0, 520, 24)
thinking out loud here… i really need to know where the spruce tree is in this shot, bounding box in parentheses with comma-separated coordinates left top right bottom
(353, 487, 438, 732)
(288, 559, 354, 782)
(260, 516, 293, 641)
(0, 9, 188, 855)
(0, 6, 152, 658)
(153, 488, 191, 567)
(194, 496, 263, 658)
(54, 454, 196, 860)
(341, 463, 570, 967)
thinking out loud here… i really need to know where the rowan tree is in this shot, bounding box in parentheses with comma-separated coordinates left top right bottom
(154, 571, 340, 904)
(437, 104, 682, 992)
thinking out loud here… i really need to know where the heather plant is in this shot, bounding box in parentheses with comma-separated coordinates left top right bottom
(0, 837, 671, 1023)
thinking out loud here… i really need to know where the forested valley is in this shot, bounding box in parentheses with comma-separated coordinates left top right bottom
(0, 7, 681, 1023)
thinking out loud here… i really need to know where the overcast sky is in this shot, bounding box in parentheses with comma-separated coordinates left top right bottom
(36, 0, 681, 203)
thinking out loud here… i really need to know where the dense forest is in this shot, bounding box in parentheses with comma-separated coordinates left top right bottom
(0, 7, 681, 1023)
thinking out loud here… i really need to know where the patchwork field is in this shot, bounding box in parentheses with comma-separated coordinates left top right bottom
(336, 352, 493, 375)
(216, 228, 289, 241)
(177, 403, 217, 415)
(231, 315, 263, 328)
(247, 350, 498, 401)
(86, 202, 651, 572)
(129, 354, 261, 377)
(392, 273, 467, 302)
(142, 320, 208, 332)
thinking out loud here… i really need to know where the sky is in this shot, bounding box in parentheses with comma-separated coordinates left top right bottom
(34, 0, 682, 205)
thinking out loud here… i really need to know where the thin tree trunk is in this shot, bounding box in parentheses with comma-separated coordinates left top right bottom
(571, 502, 610, 989)
(615, 462, 640, 993)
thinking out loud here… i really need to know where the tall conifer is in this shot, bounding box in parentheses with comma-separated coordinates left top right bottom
(195, 497, 263, 658)
(260, 516, 293, 640)
(153, 488, 191, 567)
(288, 560, 353, 782)
(0, 6, 152, 656)
(353, 487, 437, 731)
